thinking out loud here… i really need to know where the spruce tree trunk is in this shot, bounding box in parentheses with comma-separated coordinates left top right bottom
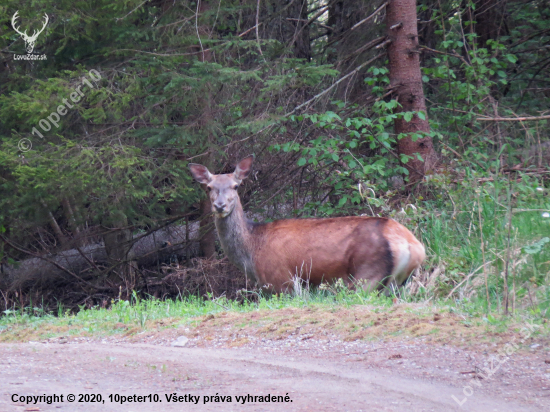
(196, 91, 216, 259)
(386, 0, 436, 182)
(293, 0, 312, 60)
(260, 0, 311, 59)
(199, 196, 216, 258)
(40, 199, 68, 247)
(194, 0, 217, 258)
(473, 0, 507, 48)
(102, 210, 136, 283)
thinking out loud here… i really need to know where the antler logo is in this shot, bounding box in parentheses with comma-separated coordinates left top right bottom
(11, 10, 49, 54)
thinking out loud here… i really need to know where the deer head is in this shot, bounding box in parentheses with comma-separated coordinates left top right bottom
(12, 11, 49, 54)
(189, 156, 254, 218)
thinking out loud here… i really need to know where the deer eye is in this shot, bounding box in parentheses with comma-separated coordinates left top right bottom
(206, 186, 212, 192)
(233, 185, 239, 190)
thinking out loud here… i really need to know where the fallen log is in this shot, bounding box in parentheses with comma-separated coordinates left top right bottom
(0, 223, 200, 291)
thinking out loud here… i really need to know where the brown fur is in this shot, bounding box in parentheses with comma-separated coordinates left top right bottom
(189, 156, 426, 293)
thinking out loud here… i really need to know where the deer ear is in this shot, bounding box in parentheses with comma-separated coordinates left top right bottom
(234, 155, 254, 181)
(188, 163, 213, 184)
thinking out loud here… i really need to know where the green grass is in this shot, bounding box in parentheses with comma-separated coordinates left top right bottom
(0, 285, 547, 344)
(0, 289, 390, 332)
(0, 171, 548, 344)
(406, 171, 550, 315)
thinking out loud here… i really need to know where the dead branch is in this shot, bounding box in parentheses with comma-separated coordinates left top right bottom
(351, 2, 388, 31)
(477, 115, 550, 121)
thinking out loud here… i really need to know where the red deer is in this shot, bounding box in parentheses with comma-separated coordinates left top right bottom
(189, 156, 425, 293)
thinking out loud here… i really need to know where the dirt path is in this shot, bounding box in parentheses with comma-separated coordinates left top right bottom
(1, 340, 548, 412)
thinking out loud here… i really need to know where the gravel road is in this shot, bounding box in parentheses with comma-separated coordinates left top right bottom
(2, 340, 548, 411)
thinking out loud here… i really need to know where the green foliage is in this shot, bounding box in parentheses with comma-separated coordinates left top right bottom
(272, 66, 431, 217)
(523, 238, 550, 256)
(0, 0, 343, 249)
(0, 0, 548, 317)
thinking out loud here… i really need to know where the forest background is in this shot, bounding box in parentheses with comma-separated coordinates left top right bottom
(0, 0, 549, 317)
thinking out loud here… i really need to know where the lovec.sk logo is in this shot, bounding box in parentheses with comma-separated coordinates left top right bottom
(12, 10, 48, 60)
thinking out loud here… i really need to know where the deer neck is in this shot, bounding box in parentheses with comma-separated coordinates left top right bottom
(214, 200, 257, 281)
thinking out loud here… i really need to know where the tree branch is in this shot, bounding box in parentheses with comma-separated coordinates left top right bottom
(351, 2, 388, 31)
(285, 53, 383, 117)
(287, 5, 329, 50)
(477, 114, 550, 121)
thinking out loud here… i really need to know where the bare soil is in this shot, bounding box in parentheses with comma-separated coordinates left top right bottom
(1, 306, 550, 411)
